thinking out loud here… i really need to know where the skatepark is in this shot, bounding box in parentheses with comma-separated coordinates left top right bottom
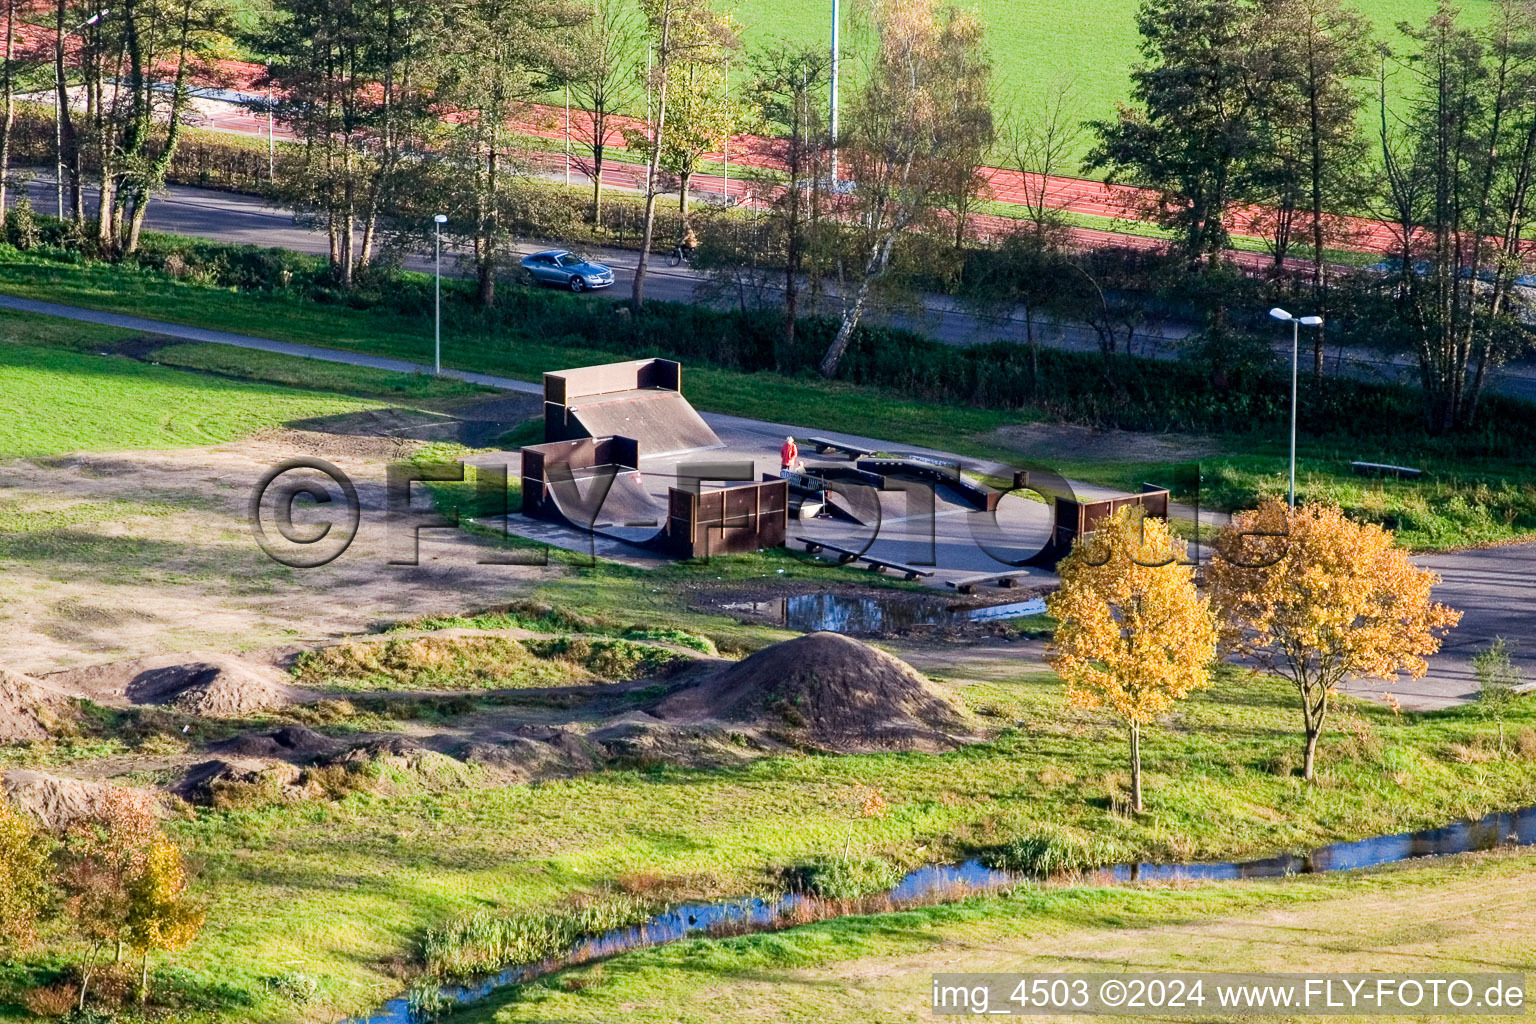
(502, 357, 1171, 592)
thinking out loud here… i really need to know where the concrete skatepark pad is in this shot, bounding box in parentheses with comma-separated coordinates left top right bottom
(543, 358, 722, 457)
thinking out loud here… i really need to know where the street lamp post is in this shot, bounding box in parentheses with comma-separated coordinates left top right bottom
(434, 214, 447, 376)
(829, 0, 839, 183)
(1269, 307, 1323, 509)
(54, 10, 107, 220)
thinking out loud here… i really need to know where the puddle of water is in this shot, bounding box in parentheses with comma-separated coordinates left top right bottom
(345, 805, 1536, 1023)
(781, 593, 1045, 633)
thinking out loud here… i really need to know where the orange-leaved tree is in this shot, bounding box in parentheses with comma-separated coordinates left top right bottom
(1208, 499, 1460, 781)
(58, 791, 159, 1011)
(1047, 506, 1216, 812)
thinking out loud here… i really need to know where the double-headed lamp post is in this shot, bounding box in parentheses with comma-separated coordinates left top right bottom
(433, 214, 447, 376)
(1268, 307, 1323, 510)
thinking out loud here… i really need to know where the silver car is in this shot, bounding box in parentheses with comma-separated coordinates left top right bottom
(519, 249, 614, 292)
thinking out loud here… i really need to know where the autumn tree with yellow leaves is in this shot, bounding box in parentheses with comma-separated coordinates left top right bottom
(1208, 499, 1460, 781)
(1047, 507, 1217, 813)
(58, 791, 204, 1009)
(126, 836, 205, 1004)
(0, 802, 49, 953)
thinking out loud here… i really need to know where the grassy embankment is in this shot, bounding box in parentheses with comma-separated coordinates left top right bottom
(0, 245, 1531, 551)
(455, 846, 1536, 1024)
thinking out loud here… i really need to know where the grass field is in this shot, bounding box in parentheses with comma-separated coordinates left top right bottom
(0, 313, 390, 458)
(48, 658, 1534, 1020)
(1, 296, 1534, 1021)
(459, 847, 1536, 1023)
(731, 0, 1470, 160)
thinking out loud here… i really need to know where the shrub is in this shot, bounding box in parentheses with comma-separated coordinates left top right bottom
(783, 856, 903, 900)
(23, 983, 79, 1017)
(265, 969, 321, 1005)
(978, 825, 1121, 876)
(1517, 727, 1536, 760)
(421, 897, 655, 978)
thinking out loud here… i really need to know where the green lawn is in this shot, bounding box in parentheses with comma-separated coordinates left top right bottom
(731, 0, 1469, 163)
(0, 315, 387, 458)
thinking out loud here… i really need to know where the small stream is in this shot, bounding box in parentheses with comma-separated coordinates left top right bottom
(346, 804, 1536, 1023)
(717, 593, 1048, 634)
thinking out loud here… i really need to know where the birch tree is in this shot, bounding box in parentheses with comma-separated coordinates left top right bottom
(629, 0, 736, 309)
(817, 0, 992, 378)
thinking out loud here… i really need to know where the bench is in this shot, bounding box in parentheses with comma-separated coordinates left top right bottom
(795, 537, 935, 580)
(1352, 461, 1423, 480)
(807, 436, 876, 459)
(945, 572, 1028, 594)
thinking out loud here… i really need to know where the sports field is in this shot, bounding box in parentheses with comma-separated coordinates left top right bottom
(732, 0, 1473, 152)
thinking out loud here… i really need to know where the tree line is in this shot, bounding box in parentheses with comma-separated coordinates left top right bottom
(1089, 0, 1536, 433)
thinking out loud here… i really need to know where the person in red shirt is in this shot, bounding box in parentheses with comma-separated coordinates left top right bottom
(780, 436, 802, 473)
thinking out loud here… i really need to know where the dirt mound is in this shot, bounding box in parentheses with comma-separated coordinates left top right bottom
(213, 724, 335, 760)
(459, 725, 602, 781)
(50, 653, 295, 717)
(590, 714, 766, 767)
(2, 770, 161, 829)
(123, 657, 290, 717)
(0, 670, 69, 742)
(174, 758, 311, 806)
(656, 632, 975, 753)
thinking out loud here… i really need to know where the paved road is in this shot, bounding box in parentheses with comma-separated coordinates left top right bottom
(3, 292, 1521, 708)
(11, 175, 1536, 401)
(1345, 542, 1536, 710)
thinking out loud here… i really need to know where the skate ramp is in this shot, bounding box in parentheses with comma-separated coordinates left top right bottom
(554, 467, 667, 545)
(543, 358, 722, 457)
(520, 435, 787, 556)
(521, 436, 665, 545)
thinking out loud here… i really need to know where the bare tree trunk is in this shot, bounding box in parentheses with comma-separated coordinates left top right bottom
(591, 138, 605, 222)
(477, 144, 497, 307)
(54, 0, 78, 224)
(1309, 54, 1327, 382)
(0, 0, 13, 232)
(632, 0, 674, 311)
(820, 221, 901, 377)
(784, 173, 800, 349)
